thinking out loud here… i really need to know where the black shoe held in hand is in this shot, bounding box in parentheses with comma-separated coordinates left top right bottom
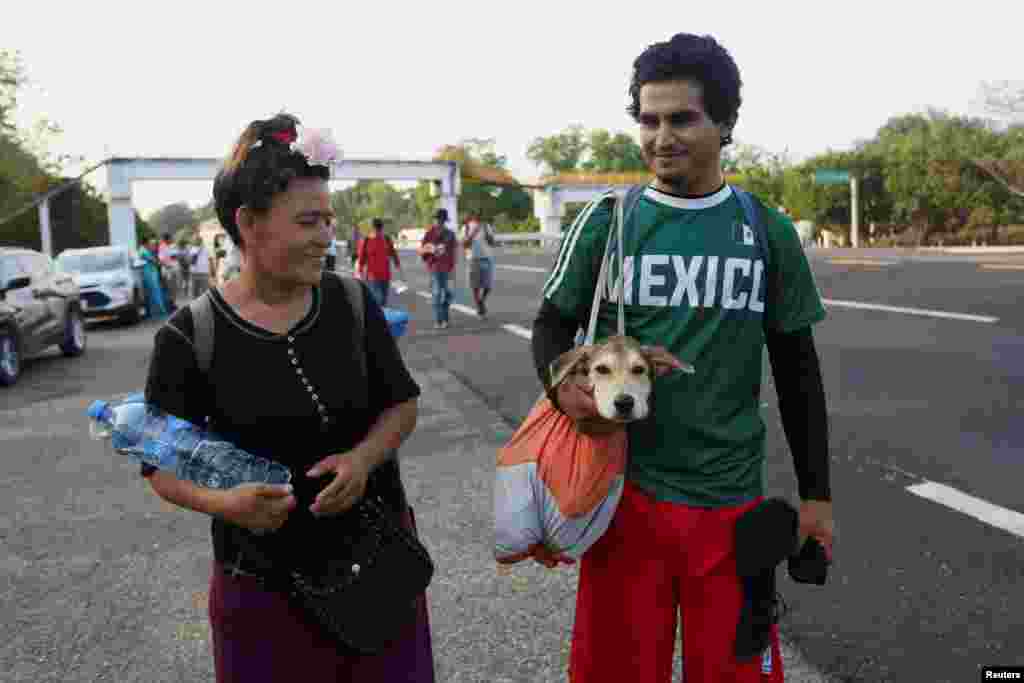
(788, 536, 830, 585)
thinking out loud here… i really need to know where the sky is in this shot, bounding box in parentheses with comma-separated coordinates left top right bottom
(4, 0, 1021, 219)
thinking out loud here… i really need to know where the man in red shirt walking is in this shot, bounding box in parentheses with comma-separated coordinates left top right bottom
(357, 217, 403, 308)
(419, 208, 457, 329)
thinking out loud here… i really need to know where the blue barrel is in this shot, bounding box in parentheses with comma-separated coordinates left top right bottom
(383, 308, 409, 338)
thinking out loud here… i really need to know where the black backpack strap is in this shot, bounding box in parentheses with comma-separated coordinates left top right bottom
(331, 272, 407, 510)
(336, 274, 367, 381)
(188, 291, 216, 375)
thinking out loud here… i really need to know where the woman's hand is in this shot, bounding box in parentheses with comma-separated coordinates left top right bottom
(306, 451, 373, 517)
(530, 543, 576, 569)
(220, 484, 296, 533)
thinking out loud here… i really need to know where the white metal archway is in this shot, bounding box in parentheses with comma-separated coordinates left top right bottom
(105, 157, 461, 252)
(530, 183, 636, 242)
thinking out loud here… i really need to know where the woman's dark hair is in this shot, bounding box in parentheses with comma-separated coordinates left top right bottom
(213, 113, 330, 247)
(627, 33, 742, 147)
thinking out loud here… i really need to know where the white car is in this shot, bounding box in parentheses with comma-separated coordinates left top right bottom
(55, 245, 147, 325)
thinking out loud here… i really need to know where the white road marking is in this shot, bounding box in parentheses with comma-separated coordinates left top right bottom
(502, 324, 533, 340)
(907, 481, 1024, 539)
(828, 258, 897, 267)
(451, 303, 479, 316)
(822, 299, 999, 324)
(498, 265, 548, 273)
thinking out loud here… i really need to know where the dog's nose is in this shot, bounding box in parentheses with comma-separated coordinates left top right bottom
(613, 394, 635, 416)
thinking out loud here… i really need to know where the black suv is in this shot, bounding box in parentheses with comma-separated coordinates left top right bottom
(0, 247, 87, 386)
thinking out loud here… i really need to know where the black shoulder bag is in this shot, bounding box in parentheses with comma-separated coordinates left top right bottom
(188, 274, 435, 655)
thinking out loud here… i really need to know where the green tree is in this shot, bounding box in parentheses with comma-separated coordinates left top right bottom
(786, 110, 1023, 245)
(581, 130, 647, 173)
(725, 143, 791, 212)
(426, 139, 533, 227)
(0, 50, 113, 251)
(527, 124, 588, 174)
(148, 201, 197, 238)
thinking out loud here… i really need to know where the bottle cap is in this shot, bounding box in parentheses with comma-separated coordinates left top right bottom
(86, 400, 109, 421)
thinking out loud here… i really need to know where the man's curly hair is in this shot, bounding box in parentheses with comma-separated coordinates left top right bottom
(213, 112, 330, 248)
(627, 33, 743, 147)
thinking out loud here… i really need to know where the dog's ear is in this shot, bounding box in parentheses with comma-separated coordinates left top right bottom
(641, 345, 694, 377)
(549, 346, 591, 388)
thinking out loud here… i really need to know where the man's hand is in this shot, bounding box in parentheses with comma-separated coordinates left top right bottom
(798, 499, 834, 561)
(555, 377, 623, 436)
(306, 451, 373, 517)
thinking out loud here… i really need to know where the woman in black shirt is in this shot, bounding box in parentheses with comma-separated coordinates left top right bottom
(142, 114, 434, 682)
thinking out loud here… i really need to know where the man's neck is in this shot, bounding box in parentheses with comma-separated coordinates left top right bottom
(652, 167, 725, 197)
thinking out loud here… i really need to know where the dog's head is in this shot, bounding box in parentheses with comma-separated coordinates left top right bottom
(549, 336, 694, 422)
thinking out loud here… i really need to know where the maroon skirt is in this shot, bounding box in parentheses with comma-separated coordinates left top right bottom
(208, 511, 436, 683)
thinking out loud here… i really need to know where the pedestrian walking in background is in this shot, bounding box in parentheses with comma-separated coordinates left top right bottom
(177, 239, 192, 297)
(420, 208, 456, 329)
(357, 217, 404, 308)
(138, 239, 169, 318)
(459, 213, 496, 318)
(350, 224, 361, 268)
(189, 238, 213, 298)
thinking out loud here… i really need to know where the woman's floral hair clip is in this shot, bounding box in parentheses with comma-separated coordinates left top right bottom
(250, 126, 342, 169)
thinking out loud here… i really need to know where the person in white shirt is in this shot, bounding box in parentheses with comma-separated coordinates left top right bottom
(189, 239, 213, 297)
(459, 214, 496, 317)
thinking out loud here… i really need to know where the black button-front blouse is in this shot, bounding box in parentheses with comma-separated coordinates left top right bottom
(142, 273, 421, 565)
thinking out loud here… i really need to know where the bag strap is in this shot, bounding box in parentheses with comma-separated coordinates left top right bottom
(731, 186, 772, 275)
(189, 291, 216, 375)
(584, 193, 618, 344)
(337, 274, 367, 380)
(583, 183, 647, 344)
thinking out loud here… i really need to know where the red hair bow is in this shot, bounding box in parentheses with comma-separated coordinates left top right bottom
(270, 130, 296, 144)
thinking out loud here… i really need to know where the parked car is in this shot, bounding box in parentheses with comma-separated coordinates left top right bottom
(54, 245, 147, 325)
(0, 246, 86, 386)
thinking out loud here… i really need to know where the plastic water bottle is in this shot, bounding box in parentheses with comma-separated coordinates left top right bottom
(86, 392, 292, 489)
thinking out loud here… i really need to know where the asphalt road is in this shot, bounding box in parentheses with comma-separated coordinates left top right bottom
(2, 245, 1022, 682)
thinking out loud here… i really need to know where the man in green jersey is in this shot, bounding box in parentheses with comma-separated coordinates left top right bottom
(530, 33, 834, 682)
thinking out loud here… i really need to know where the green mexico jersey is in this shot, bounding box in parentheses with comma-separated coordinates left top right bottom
(542, 184, 826, 507)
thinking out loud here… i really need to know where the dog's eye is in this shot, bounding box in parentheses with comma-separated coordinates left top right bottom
(632, 366, 647, 375)
(595, 365, 611, 375)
